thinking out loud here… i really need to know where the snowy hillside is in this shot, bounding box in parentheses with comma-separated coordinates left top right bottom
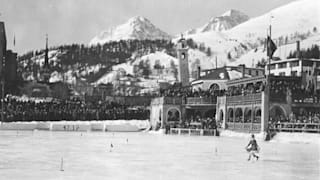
(179, 31, 249, 67)
(226, 0, 320, 41)
(185, 9, 249, 35)
(90, 16, 171, 45)
(94, 51, 179, 85)
(232, 33, 320, 67)
(179, 0, 319, 68)
(94, 49, 221, 85)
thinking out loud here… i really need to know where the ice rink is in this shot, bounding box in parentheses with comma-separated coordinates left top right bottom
(0, 130, 319, 180)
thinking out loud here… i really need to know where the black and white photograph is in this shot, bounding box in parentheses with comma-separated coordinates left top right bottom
(0, 0, 319, 179)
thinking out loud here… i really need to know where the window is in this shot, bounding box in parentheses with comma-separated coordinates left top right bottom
(256, 70, 259, 76)
(279, 72, 286, 76)
(269, 64, 276, 70)
(302, 60, 313, 67)
(248, 70, 252, 75)
(290, 61, 299, 67)
(278, 62, 287, 69)
(291, 71, 298, 76)
(181, 52, 186, 60)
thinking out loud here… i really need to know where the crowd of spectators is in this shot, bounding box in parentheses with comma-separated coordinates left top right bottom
(163, 117, 218, 133)
(269, 79, 320, 103)
(1, 96, 149, 122)
(159, 87, 225, 99)
(226, 83, 264, 96)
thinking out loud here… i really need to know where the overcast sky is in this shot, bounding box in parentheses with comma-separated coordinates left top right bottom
(0, 0, 296, 54)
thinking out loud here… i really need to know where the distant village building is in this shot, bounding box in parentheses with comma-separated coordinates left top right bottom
(0, 22, 19, 94)
(267, 58, 320, 90)
(191, 65, 264, 91)
(4, 50, 18, 93)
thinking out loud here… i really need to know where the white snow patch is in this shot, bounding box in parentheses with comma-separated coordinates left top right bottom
(270, 132, 320, 144)
(226, 0, 320, 41)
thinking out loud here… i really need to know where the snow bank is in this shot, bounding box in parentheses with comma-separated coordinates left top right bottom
(51, 122, 91, 131)
(0, 120, 150, 132)
(0, 122, 38, 131)
(148, 129, 165, 134)
(270, 132, 320, 144)
(219, 130, 266, 141)
(220, 130, 320, 144)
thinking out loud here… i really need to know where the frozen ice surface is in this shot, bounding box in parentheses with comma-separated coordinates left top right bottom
(0, 130, 319, 180)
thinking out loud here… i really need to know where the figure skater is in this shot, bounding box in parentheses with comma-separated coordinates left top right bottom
(246, 134, 260, 161)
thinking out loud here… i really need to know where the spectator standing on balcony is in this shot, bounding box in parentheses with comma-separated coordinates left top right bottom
(246, 134, 260, 161)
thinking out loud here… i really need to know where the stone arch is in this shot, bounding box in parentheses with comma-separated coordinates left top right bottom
(166, 107, 181, 122)
(194, 110, 202, 121)
(228, 108, 234, 122)
(254, 108, 261, 123)
(219, 109, 224, 122)
(269, 105, 287, 122)
(209, 83, 220, 91)
(204, 109, 216, 118)
(244, 107, 252, 123)
(235, 108, 243, 123)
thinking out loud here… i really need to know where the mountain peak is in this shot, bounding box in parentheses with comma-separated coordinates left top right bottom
(184, 9, 249, 35)
(222, 9, 247, 18)
(127, 16, 150, 24)
(89, 16, 171, 45)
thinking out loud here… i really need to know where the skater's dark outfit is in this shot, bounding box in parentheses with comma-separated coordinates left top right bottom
(246, 134, 259, 161)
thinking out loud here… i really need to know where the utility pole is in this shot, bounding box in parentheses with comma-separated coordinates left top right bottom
(1, 78, 4, 123)
(215, 56, 218, 69)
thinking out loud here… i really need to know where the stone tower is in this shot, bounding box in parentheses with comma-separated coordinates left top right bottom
(177, 35, 189, 87)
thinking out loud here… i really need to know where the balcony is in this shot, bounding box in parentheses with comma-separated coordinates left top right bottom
(226, 122, 261, 132)
(164, 97, 182, 105)
(150, 97, 182, 105)
(185, 97, 216, 105)
(226, 93, 262, 104)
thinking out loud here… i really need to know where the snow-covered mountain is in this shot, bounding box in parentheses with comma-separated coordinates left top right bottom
(90, 16, 171, 45)
(231, 33, 320, 67)
(185, 9, 249, 35)
(179, 0, 319, 68)
(226, 0, 320, 41)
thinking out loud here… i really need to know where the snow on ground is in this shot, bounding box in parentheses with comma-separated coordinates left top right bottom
(0, 131, 318, 180)
(33, 50, 60, 67)
(133, 51, 178, 69)
(79, 64, 105, 77)
(49, 71, 63, 83)
(232, 33, 320, 67)
(112, 62, 134, 75)
(89, 16, 171, 45)
(188, 49, 217, 70)
(220, 129, 320, 144)
(94, 51, 178, 85)
(178, 31, 248, 67)
(226, 0, 320, 41)
(93, 71, 119, 85)
(270, 132, 320, 144)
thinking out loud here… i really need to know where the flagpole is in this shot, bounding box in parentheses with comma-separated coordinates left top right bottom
(268, 25, 271, 76)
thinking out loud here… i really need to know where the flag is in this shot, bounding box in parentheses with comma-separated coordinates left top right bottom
(267, 36, 277, 58)
(13, 35, 15, 47)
